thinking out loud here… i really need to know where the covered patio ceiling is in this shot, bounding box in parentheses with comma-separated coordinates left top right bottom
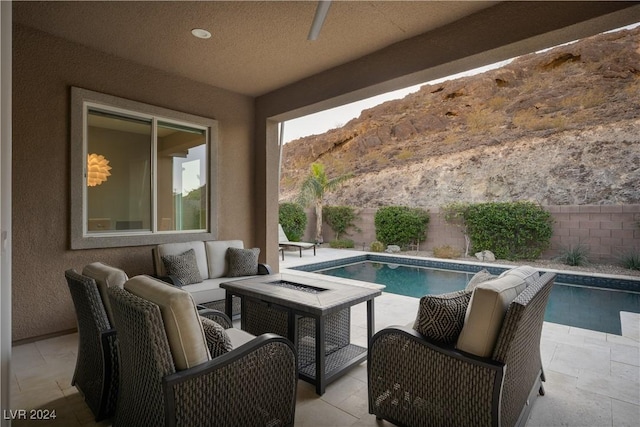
(13, 1, 640, 103)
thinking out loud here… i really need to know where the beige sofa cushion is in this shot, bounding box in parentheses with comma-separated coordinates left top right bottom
(205, 240, 244, 279)
(124, 275, 210, 370)
(82, 262, 128, 325)
(456, 274, 527, 357)
(155, 241, 208, 280)
(181, 276, 252, 304)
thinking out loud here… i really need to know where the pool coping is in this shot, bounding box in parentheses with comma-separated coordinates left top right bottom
(290, 253, 640, 293)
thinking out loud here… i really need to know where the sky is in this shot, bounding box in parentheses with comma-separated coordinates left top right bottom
(281, 22, 639, 144)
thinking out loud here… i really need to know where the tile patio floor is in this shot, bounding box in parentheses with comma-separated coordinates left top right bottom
(9, 248, 640, 426)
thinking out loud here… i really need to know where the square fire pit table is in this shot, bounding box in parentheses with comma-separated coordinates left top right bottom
(221, 273, 382, 395)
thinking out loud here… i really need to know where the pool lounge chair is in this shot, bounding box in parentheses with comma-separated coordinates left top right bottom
(279, 224, 316, 257)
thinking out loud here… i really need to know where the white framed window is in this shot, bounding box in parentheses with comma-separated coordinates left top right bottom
(71, 87, 218, 249)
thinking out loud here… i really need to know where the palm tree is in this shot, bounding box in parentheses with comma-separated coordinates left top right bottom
(297, 163, 352, 243)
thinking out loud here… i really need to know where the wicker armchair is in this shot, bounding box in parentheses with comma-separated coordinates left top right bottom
(368, 272, 556, 427)
(108, 278, 298, 427)
(64, 268, 125, 421)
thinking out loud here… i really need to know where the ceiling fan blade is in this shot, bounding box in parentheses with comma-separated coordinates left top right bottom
(308, 0, 332, 41)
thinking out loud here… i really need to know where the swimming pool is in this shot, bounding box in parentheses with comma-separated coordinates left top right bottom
(293, 256, 640, 335)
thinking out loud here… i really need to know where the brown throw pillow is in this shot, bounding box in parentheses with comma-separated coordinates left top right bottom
(413, 290, 472, 343)
(161, 248, 203, 286)
(201, 318, 233, 358)
(227, 247, 260, 277)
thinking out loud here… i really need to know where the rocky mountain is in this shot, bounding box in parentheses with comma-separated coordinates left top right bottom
(279, 26, 640, 208)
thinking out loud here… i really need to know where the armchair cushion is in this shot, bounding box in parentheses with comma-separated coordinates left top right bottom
(499, 265, 540, 284)
(226, 328, 256, 348)
(161, 249, 203, 286)
(82, 262, 128, 325)
(456, 274, 528, 357)
(465, 268, 496, 292)
(413, 289, 472, 343)
(201, 318, 232, 358)
(227, 247, 260, 277)
(124, 275, 210, 370)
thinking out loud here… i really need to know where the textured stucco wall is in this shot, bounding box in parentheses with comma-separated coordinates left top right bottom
(12, 24, 255, 341)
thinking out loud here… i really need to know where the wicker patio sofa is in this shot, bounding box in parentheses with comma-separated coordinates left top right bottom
(152, 239, 271, 315)
(368, 270, 556, 427)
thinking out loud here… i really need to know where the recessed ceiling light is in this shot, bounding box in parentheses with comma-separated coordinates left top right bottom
(191, 28, 212, 39)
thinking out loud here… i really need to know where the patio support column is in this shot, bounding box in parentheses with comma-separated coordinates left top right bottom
(253, 113, 281, 272)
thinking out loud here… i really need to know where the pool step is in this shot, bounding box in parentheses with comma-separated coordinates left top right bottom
(620, 311, 639, 341)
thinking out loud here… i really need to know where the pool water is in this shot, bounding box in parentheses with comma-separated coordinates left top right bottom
(318, 261, 640, 335)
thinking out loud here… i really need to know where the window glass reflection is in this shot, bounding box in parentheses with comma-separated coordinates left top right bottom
(86, 110, 152, 233)
(157, 122, 207, 231)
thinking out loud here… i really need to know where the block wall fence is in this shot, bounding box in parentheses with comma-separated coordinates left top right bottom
(301, 205, 640, 263)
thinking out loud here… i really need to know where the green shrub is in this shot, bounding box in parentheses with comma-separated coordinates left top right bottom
(278, 202, 307, 242)
(329, 239, 355, 249)
(463, 201, 553, 260)
(369, 241, 385, 252)
(555, 243, 590, 266)
(374, 206, 430, 249)
(324, 205, 359, 240)
(619, 250, 640, 271)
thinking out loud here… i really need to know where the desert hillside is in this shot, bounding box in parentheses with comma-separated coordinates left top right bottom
(280, 27, 640, 208)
